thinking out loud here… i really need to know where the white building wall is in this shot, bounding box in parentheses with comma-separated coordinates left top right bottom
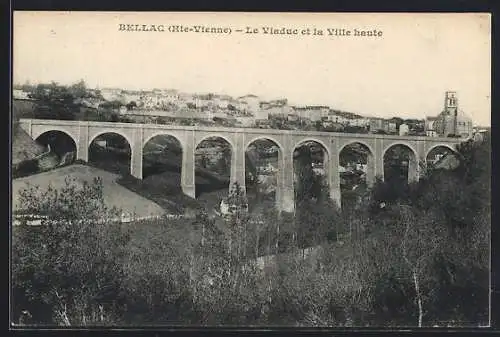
(399, 124, 409, 136)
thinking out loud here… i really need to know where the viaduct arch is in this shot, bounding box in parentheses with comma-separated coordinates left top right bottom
(339, 141, 375, 187)
(425, 144, 457, 158)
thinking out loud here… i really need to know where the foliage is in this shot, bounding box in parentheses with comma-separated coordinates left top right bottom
(12, 134, 490, 327)
(293, 144, 341, 248)
(356, 134, 490, 326)
(12, 177, 129, 326)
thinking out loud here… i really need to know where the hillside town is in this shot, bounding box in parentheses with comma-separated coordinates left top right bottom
(13, 82, 487, 224)
(13, 83, 479, 138)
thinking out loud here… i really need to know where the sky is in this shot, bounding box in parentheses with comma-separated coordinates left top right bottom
(13, 12, 491, 126)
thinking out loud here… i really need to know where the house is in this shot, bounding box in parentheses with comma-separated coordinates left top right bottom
(399, 123, 410, 136)
(178, 92, 194, 102)
(191, 94, 214, 108)
(292, 106, 324, 122)
(326, 111, 349, 124)
(472, 131, 486, 143)
(369, 118, 384, 132)
(312, 162, 325, 176)
(13, 89, 30, 100)
(220, 199, 230, 216)
(266, 106, 288, 119)
(254, 108, 269, 120)
(119, 105, 127, 114)
(425, 117, 438, 137)
(100, 88, 123, 102)
(237, 94, 260, 113)
(235, 100, 249, 112)
(320, 107, 330, 119)
(257, 162, 277, 174)
(218, 189, 249, 218)
(213, 95, 232, 109)
(161, 89, 180, 103)
(348, 117, 369, 127)
(308, 108, 322, 122)
(260, 101, 271, 110)
(138, 90, 180, 109)
(388, 122, 397, 134)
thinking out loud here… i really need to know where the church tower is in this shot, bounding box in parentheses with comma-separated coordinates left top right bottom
(444, 91, 458, 135)
(444, 91, 458, 115)
(434, 91, 472, 138)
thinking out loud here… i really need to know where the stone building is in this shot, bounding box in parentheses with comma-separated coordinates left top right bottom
(433, 91, 473, 138)
(425, 117, 438, 137)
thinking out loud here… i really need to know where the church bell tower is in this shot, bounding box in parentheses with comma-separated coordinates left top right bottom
(444, 91, 458, 135)
(444, 91, 458, 115)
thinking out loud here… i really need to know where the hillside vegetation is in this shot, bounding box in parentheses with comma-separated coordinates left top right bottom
(11, 132, 490, 327)
(12, 99, 37, 122)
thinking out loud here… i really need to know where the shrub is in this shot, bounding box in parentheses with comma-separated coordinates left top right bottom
(12, 177, 129, 326)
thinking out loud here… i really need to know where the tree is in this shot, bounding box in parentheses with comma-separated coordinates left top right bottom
(119, 217, 195, 324)
(225, 182, 250, 263)
(21, 80, 33, 93)
(398, 205, 448, 327)
(12, 177, 130, 325)
(357, 135, 490, 326)
(186, 185, 267, 325)
(69, 79, 87, 99)
(126, 101, 137, 111)
(388, 117, 404, 129)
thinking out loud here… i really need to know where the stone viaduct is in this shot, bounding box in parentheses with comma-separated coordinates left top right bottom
(18, 118, 463, 212)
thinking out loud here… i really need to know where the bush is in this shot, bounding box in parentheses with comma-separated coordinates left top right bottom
(11, 136, 489, 327)
(12, 177, 129, 326)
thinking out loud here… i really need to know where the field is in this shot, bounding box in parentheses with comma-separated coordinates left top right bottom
(12, 164, 166, 218)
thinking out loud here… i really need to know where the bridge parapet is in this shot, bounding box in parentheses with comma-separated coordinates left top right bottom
(18, 118, 460, 143)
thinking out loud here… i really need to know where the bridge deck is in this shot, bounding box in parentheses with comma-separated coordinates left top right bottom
(19, 118, 459, 143)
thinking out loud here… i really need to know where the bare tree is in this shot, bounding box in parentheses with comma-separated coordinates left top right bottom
(398, 204, 447, 327)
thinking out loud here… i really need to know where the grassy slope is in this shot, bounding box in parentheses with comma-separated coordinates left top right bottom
(86, 147, 230, 215)
(12, 99, 47, 166)
(12, 164, 166, 218)
(12, 124, 46, 166)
